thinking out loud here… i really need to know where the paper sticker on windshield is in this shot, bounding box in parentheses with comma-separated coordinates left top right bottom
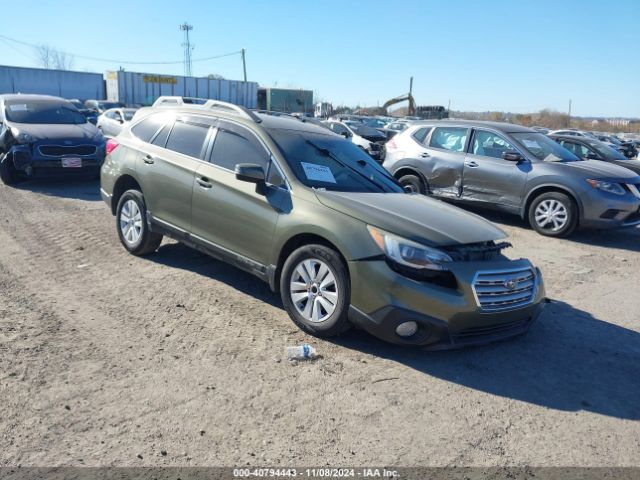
(301, 162, 336, 183)
(521, 139, 540, 149)
(8, 104, 27, 112)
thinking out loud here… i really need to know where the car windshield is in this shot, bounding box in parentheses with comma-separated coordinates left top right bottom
(345, 121, 384, 137)
(4, 99, 86, 124)
(99, 102, 123, 110)
(588, 141, 628, 160)
(511, 132, 580, 162)
(267, 129, 403, 193)
(123, 110, 136, 121)
(362, 118, 388, 128)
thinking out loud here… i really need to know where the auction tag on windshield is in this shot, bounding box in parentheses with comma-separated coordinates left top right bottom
(8, 104, 28, 111)
(521, 139, 540, 149)
(301, 162, 336, 183)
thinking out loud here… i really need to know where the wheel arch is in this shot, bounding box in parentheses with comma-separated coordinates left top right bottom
(111, 174, 143, 215)
(272, 233, 349, 293)
(523, 184, 583, 222)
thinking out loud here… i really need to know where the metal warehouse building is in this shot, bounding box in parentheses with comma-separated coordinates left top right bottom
(257, 87, 314, 114)
(0, 65, 105, 100)
(106, 70, 258, 108)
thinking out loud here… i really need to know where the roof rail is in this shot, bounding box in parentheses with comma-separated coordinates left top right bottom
(152, 96, 209, 107)
(151, 96, 261, 123)
(204, 100, 262, 123)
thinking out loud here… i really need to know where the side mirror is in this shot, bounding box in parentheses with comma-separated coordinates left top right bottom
(340, 131, 351, 138)
(585, 152, 600, 160)
(502, 150, 523, 162)
(235, 163, 266, 184)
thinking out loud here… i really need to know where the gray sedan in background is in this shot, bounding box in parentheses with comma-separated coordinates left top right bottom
(383, 120, 640, 237)
(97, 108, 137, 138)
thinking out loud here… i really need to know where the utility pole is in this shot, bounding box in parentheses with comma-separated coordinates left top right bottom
(409, 76, 413, 96)
(179, 22, 194, 77)
(241, 48, 247, 82)
(568, 99, 572, 127)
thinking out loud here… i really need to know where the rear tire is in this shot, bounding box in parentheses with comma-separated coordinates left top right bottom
(398, 174, 425, 194)
(528, 192, 578, 237)
(116, 189, 163, 255)
(0, 153, 20, 186)
(280, 244, 351, 338)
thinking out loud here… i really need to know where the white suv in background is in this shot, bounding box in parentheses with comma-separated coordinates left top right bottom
(324, 120, 387, 162)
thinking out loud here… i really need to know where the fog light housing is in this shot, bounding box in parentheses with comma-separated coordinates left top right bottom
(395, 321, 418, 337)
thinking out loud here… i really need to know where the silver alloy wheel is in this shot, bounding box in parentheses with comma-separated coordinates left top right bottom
(119, 199, 143, 245)
(289, 258, 338, 323)
(534, 199, 568, 231)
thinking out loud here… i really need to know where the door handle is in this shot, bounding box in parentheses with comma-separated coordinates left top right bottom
(420, 152, 430, 158)
(465, 161, 479, 168)
(143, 155, 155, 165)
(197, 176, 212, 189)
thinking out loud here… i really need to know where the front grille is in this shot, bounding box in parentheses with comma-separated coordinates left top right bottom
(625, 183, 640, 199)
(472, 268, 536, 311)
(38, 145, 97, 157)
(453, 318, 530, 342)
(443, 241, 511, 262)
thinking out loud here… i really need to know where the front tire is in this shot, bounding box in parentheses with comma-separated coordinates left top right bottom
(280, 244, 351, 337)
(116, 189, 163, 255)
(0, 153, 20, 186)
(528, 192, 578, 237)
(398, 174, 425, 194)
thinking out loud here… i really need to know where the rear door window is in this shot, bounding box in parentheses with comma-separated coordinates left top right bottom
(164, 120, 209, 159)
(429, 127, 468, 152)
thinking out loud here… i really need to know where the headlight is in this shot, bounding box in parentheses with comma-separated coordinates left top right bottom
(586, 179, 626, 196)
(11, 128, 35, 144)
(367, 225, 452, 271)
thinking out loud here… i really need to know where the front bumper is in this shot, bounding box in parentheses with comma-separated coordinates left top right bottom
(9, 142, 106, 177)
(348, 258, 546, 349)
(579, 186, 640, 229)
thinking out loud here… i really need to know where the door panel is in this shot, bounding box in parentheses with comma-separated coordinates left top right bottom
(191, 164, 280, 265)
(462, 129, 529, 207)
(421, 126, 469, 197)
(190, 122, 281, 265)
(137, 119, 210, 232)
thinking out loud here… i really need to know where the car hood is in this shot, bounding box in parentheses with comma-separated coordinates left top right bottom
(7, 121, 99, 142)
(558, 159, 640, 181)
(314, 191, 507, 247)
(611, 160, 640, 175)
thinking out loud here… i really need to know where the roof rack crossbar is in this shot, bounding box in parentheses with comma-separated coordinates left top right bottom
(151, 96, 261, 123)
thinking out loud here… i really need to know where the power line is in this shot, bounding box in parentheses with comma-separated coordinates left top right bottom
(0, 34, 241, 66)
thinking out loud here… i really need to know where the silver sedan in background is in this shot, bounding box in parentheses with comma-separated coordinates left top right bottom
(97, 108, 138, 138)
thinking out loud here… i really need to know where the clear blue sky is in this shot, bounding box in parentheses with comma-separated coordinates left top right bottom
(1, 0, 638, 117)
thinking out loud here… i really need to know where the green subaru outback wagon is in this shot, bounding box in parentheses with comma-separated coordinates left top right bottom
(100, 97, 546, 349)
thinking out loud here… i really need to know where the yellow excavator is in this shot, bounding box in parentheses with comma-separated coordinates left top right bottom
(381, 93, 417, 117)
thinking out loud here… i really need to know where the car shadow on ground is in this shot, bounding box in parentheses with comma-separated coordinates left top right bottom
(14, 177, 101, 201)
(332, 299, 640, 420)
(146, 239, 639, 420)
(149, 242, 283, 309)
(464, 206, 640, 253)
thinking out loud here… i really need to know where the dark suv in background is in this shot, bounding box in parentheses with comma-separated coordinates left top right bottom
(384, 120, 640, 237)
(0, 94, 106, 185)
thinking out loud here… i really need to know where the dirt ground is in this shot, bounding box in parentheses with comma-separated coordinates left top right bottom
(0, 178, 639, 468)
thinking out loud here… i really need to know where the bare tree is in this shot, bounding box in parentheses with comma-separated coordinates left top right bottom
(207, 73, 225, 80)
(34, 45, 74, 70)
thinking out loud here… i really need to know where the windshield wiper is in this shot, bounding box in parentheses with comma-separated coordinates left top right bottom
(304, 140, 387, 192)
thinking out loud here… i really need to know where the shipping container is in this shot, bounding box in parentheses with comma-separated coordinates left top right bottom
(257, 88, 314, 114)
(106, 70, 258, 108)
(0, 65, 105, 100)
